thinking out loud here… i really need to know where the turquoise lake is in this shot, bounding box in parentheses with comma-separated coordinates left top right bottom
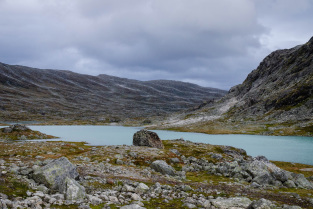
(21, 125, 313, 165)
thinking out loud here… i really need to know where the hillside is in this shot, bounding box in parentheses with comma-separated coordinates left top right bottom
(0, 63, 226, 123)
(158, 37, 313, 136)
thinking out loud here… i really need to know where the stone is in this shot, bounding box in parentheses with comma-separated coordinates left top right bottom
(291, 173, 313, 189)
(32, 157, 79, 192)
(284, 180, 296, 188)
(254, 156, 269, 163)
(2, 124, 30, 133)
(88, 195, 102, 205)
(109, 196, 119, 203)
(183, 203, 197, 208)
(116, 159, 124, 165)
(170, 158, 180, 163)
(248, 198, 276, 209)
(151, 160, 176, 176)
(131, 193, 141, 201)
(133, 129, 164, 149)
(123, 184, 135, 192)
(170, 149, 181, 156)
(135, 183, 149, 194)
(252, 173, 274, 185)
(211, 197, 252, 209)
(64, 177, 86, 201)
(120, 204, 146, 209)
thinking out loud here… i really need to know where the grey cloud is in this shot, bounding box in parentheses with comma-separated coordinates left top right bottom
(0, 0, 312, 90)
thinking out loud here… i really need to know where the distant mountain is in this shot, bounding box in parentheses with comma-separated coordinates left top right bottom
(159, 37, 313, 136)
(0, 63, 226, 123)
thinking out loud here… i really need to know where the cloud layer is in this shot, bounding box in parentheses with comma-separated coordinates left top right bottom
(1, 0, 312, 89)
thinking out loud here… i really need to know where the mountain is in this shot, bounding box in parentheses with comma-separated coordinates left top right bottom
(159, 37, 313, 136)
(0, 63, 227, 123)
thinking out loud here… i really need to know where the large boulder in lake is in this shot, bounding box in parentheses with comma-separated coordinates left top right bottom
(133, 129, 164, 149)
(33, 157, 86, 200)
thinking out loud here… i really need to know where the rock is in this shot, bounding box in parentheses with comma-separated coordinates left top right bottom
(251, 182, 261, 188)
(123, 184, 135, 192)
(109, 196, 119, 204)
(284, 180, 296, 188)
(32, 157, 79, 192)
(135, 183, 149, 194)
(180, 185, 192, 192)
(183, 203, 197, 208)
(64, 177, 86, 201)
(291, 173, 313, 189)
(210, 153, 223, 160)
(151, 160, 176, 176)
(131, 193, 141, 201)
(88, 195, 102, 205)
(0, 193, 8, 199)
(211, 197, 252, 209)
(133, 129, 164, 149)
(254, 156, 269, 163)
(120, 204, 146, 209)
(170, 158, 180, 163)
(248, 198, 276, 209)
(252, 173, 274, 185)
(2, 124, 30, 133)
(116, 159, 124, 165)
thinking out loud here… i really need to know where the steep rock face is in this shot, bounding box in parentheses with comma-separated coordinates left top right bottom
(161, 36, 313, 135)
(227, 37, 313, 122)
(0, 63, 226, 122)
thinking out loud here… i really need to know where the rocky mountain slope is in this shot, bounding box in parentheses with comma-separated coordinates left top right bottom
(0, 63, 226, 123)
(158, 37, 313, 136)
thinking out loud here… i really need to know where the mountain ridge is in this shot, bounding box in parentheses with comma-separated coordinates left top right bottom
(0, 62, 227, 123)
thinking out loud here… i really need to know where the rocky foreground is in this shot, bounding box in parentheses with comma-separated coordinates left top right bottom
(0, 133, 313, 208)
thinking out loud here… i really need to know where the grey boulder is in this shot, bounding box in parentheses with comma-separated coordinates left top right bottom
(64, 177, 86, 201)
(133, 129, 164, 149)
(32, 157, 79, 192)
(151, 160, 176, 176)
(248, 198, 277, 209)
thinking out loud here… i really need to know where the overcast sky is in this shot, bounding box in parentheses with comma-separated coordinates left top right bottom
(1, 0, 312, 90)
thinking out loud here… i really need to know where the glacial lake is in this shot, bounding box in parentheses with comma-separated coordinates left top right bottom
(12, 126, 313, 165)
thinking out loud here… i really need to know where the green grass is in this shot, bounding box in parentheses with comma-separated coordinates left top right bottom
(0, 176, 33, 199)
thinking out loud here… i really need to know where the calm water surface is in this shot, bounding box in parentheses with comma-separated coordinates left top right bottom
(22, 125, 313, 165)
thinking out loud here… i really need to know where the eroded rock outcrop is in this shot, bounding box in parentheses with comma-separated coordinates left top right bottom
(133, 129, 164, 149)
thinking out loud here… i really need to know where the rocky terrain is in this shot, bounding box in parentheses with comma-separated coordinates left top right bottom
(0, 62, 226, 124)
(157, 36, 313, 136)
(0, 130, 313, 208)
